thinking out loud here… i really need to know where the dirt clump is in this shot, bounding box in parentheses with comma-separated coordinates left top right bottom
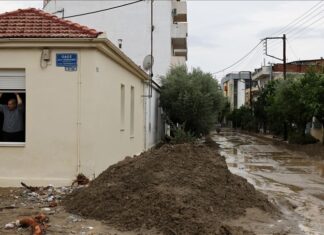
(64, 143, 276, 235)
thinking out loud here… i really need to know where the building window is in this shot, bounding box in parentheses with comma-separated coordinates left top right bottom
(130, 86, 135, 137)
(234, 80, 238, 109)
(120, 84, 125, 131)
(0, 70, 26, 144)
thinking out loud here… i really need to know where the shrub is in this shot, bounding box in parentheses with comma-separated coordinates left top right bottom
(170, 125, 196, 144)
(288, 133, 319, 145)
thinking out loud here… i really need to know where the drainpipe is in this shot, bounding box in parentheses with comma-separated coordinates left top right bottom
(76, 50, 82, 174)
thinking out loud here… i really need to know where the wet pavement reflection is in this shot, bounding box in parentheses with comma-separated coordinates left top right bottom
(212, 129, 324, 235)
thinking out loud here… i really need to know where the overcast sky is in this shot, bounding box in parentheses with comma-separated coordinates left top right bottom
(1, 1, 323, 80)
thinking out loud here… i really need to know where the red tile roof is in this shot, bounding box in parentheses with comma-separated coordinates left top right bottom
(0, 8, 102, 38)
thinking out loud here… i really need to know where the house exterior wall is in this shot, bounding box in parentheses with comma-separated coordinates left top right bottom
(145, 85, 163, 149)
(0, 48, 78, 186)
(0, 45, 145, 186)
(78, 49, 145, 177)
(44, 0, 188, 149)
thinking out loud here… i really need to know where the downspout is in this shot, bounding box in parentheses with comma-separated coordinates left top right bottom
(143, 82, 147, 150)
(76, 50, 82, 174)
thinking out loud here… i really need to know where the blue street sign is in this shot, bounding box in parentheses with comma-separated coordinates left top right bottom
(56, 53, 78, 71)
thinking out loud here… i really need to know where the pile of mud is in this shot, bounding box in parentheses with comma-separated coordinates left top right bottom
(64, 143, 276, 234)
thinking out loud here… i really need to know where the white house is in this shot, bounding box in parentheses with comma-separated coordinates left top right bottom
(43, 0, 188, 149)
(0, 8, 148, 186)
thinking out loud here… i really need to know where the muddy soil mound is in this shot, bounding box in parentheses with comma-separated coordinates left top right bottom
(64, 143, 275, 235)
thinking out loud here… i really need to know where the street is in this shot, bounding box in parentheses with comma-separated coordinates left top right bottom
(212, 129, 324, 235)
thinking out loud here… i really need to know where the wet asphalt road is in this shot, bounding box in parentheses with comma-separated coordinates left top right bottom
(212, 129, 324, 235)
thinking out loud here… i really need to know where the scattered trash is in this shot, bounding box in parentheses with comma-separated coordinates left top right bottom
(41, 208, 51, 212)
(71, 173, 90, 187)
(49, 201, 58, 208)
(4, 222, 15, 229)
(14, 212, 49, 235)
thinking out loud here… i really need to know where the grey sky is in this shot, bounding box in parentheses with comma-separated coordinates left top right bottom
(1, 1, 323, 80)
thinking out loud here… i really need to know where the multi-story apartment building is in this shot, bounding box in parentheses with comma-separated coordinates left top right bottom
(221, 72, 251, 110)
(252, 58, 324, 90)
(43, 0, 188, 149)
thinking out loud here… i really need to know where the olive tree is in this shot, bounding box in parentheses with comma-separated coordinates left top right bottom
(160, 66, 225, 136)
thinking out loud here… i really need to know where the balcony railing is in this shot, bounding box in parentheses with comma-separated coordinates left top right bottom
(172, 1, 187, 23)
(171, 56, 186, 66)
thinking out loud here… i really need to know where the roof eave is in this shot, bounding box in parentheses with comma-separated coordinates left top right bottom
(0, 37, 149, 81)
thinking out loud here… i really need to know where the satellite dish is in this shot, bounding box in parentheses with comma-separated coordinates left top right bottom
(143, 55, 154, 71)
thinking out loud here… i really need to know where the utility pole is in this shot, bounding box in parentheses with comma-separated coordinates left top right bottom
(249, 71, 252, 112)
(283, 34, 286, 80)
(263, 34, 288, 140)
(282, 34, 287, 140)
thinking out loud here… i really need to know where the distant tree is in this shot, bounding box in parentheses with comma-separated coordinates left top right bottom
(299, 69, 324, 143)
(160, 66, 224, 136)
(228, 106, 255, 131)
(253, 80, 278, 133)
(262, 70, 323, 143)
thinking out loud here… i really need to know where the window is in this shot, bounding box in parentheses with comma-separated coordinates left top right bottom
(0, 70, 26, 144)
(130, 86, 135, 137)
(120, 84, 125, 131)
(234, 80, 238, 109)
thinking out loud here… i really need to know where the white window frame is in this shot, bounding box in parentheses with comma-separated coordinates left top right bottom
(0, 69, 26, 146)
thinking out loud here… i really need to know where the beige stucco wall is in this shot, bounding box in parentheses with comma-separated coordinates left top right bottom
(78, 49, 145, 177)
(0, 45, 145, 186)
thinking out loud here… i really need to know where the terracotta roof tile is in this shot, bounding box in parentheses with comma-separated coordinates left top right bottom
(0, 8, 102, 38)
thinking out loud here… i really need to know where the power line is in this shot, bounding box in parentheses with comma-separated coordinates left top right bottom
(289, 14, 324, 40)
(269, 13, 324, 51)
(234, 44, 264, 72)
(63, 0, 144, 19)
(213, 41, 262, 74)
(267, 1, 324, 48)
(269, 0, 324, 37)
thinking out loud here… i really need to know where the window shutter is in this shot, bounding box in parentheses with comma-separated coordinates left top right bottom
(0, 70, 25, 90)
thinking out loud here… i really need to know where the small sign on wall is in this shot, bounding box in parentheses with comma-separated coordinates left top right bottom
(56, 53, 78, 71)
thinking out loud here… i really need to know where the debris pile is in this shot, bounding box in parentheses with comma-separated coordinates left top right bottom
(2, 175, 90, 234)
(5, 212, 49, 234)
(64, 143, 277, 235)
(20, 182, 71, 208)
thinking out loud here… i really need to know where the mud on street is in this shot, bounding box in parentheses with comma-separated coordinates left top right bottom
(0, 130, 323, 235)
(212, 129, 324, 235)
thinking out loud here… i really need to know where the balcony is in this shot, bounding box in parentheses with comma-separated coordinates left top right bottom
(171, 56, 186, 66)
(173, 49, 187, 59)
(252, 66, 271, 81)
(172, 23, 187, 39)
(171, 23, 187, 54)
(172, 0, 187, 23)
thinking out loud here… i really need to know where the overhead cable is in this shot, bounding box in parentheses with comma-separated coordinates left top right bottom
(213, 41, 262, 74)
(269, 0, 324, 37)
(63, 0, 144, 19)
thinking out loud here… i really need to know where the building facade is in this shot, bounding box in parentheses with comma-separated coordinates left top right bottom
(43, 0, 188, 149)
(221, 72, 251, 110)
(0, 8, 148, 186)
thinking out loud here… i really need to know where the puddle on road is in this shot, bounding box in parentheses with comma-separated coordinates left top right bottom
(212, 130, 324, 235)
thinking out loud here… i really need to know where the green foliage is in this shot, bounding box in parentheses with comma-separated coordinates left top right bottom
(160, 66, 225, 136)
(253, 80, 278, 132)
(254, 69, 324, 142)
(228, 106, 255, 131)
(170, 125, 196, 144)
(288, 133, 319, 145)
